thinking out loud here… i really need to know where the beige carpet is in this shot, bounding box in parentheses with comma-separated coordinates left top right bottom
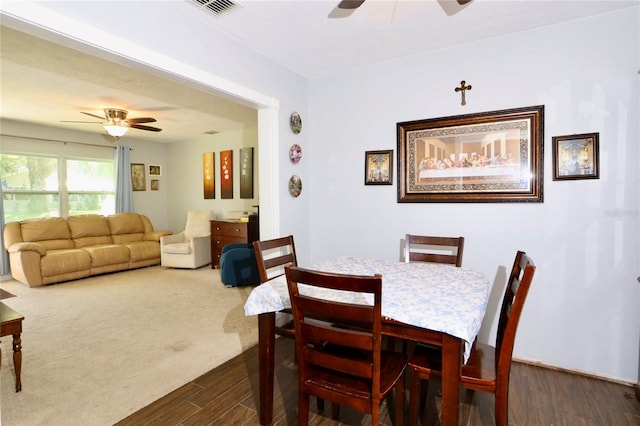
(0, 266, 258, 426)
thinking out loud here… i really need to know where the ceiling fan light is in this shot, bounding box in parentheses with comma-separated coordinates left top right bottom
(103, 124, 129, 138)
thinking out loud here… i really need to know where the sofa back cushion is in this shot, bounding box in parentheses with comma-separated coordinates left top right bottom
(68, 214, 113, 248)
(107, 213, 145, 244)
(20, 217, 74, 251)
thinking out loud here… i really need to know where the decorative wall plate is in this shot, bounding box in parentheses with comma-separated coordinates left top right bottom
(289, 143, 302, 164)
(289, 175, 302, 198)
(289, 111, 302, 134)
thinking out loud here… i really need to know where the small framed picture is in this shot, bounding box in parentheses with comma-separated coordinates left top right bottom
(552, 132, 599, 180)
(149, 164, 162, 176)
(150, 179, 159, 191)
(131, 163, 146, 191)
(365, 150, 393, 185)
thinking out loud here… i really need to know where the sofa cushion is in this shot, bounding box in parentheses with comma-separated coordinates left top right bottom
(20, 217, 75, 251)
(40, 249, 91, 277)
(68, 214, 113, 248)
(108, 213, 145, 244)
(82, 244, 130, 267)
(124, 241, 161, 262)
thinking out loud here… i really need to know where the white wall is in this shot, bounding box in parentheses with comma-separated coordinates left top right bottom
(308, 9, 639, 383)
(164, 127, 260, 233)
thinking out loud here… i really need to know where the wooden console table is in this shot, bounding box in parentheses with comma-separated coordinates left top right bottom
(210, 216, 259, 268)
(0, 302, 24, 392)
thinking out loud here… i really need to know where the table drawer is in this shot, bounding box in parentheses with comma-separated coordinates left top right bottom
(211, 222, 249, 238)
(212, 235, 246, 250)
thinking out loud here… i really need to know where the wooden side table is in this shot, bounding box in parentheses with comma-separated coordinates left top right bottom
(1, 302, 24, 392)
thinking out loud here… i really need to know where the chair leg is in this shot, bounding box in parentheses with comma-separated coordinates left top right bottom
(394, 378, 404, 426)
(494, 386, 508, 426)
(371, 406, 380, 426)
(331, 402, 340, 419)
(408, 370, 422, 426)
(298, 392, 310, 426)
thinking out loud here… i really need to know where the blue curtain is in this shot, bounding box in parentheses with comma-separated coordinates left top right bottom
(0, 186, 10, 276)
(115, 144, 134, 213)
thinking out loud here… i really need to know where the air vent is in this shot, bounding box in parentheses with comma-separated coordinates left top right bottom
(190, 0, 243, 18)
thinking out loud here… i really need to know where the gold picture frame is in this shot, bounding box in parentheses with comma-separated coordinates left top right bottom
(365, 150, 393, 185)
(131, 163, 146, 191)
(552, 132, 599, 180)
(397, 105, 544, 203)
(149, 164, 162, 176)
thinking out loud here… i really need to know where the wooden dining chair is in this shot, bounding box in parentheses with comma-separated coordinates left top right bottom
(404, 234, 465, 267)
(399, 234, 465, 352)
(285, 265, 408, 426)
(253, 235, 298, 339)
(407, 250, 536, 426)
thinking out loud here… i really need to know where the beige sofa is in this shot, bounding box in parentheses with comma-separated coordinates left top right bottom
(3, 213, 172, 287)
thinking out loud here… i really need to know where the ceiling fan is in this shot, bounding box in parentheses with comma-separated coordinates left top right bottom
(62, 108, 162, 139)
(338, 0, 472, 8)
(334, 0, 473, 17)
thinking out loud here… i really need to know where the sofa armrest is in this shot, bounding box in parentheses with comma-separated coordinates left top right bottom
(161, 232, 185, 246)
(147, 230, 173, 242)
(8, 242, 47, 256)
(190, 234, 210, 250)
(6, 244, 46, 287)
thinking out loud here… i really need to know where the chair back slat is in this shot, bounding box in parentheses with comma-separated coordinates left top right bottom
(304, 347, 373, 378)
(298, 297, 374, 325)
(405, 234, 465, 267)
(253, 235, 297, 283)
(496, 250, 536, 373)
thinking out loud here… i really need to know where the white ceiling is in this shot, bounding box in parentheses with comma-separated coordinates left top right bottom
(207, 0, 637, 79)
(1, 0, 636, 143)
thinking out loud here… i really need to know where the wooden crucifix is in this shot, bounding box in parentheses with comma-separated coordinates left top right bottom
(455, 80, 472, 106)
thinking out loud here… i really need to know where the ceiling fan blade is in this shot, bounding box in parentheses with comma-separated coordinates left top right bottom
(438, 0, 473, 16)
(338, 0, 365, 9)
(126, 117, 157, 124)
(81, 111, 106, 120)
(130, 124, 162, 132)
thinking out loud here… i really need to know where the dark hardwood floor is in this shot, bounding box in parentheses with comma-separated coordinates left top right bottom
(116, 337, 640, 425)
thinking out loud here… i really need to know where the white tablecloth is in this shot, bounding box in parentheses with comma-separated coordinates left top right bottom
(244, 257, 491, 362)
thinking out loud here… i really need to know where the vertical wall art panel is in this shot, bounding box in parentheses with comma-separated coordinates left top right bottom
(220, 150, 233, 199)
(203, 152, 215, 199)
(240, 147, 254, 199)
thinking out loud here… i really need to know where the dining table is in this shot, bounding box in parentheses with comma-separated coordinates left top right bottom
(243, 256, 491, 426)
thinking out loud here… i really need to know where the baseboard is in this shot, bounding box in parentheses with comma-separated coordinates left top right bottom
(513, 357, 636, 388)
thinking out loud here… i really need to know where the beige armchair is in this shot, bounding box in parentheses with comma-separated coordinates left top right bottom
(161, 210, 215, 269)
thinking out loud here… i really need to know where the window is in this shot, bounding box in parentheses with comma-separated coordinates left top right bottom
(1, 153, 115, 222)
